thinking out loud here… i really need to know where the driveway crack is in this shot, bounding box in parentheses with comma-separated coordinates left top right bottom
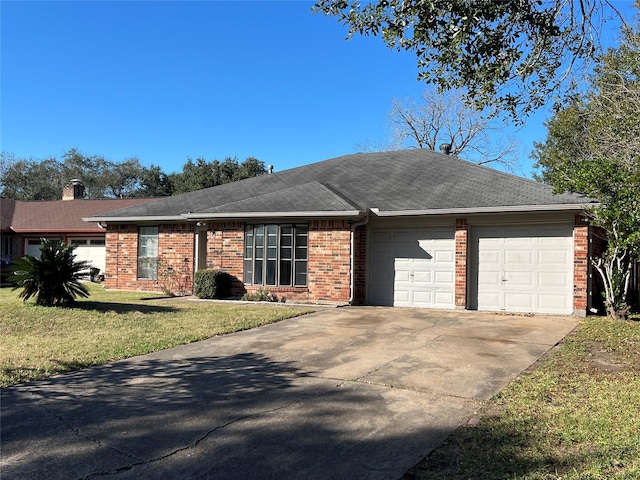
(77, 400, 302, 479)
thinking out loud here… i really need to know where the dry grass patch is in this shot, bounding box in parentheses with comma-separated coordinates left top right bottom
(403, 316, 640, 480)
(0, 284, 312, 387)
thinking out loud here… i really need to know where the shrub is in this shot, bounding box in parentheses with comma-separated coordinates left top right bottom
(193, 269, 233, 299)
(10, 238, 91, 307)
(241, 289, 279, 302)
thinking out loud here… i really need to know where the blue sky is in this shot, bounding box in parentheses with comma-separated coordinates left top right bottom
(1, 1, 635, 177)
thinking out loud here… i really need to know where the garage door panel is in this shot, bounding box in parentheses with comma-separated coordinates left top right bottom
(479, 249, 500, 263)
(435, 291, 454, 305)
(392, 230, 413, 243)
(538, 295, 571, 312)
(479, 271, 501, 286)
(504, 293, 534, 310)
(435, 250, 454, 263)
(539, 271, 571, 287)
(372, 231, 391, 243)
(504, 249, 533, 264)
(435, 270, 454, 284)
(413, 270, 432, 284)
(478, 292, 501, 310)
(506, 271, 534, 286)
(413, 291, 433, 304)
(370, 227, 455, 308)
(539, 249, 570, 265)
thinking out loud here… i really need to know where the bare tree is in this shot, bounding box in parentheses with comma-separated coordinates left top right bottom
(359, 87, 521, 171)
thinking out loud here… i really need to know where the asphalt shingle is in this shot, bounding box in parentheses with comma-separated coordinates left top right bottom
(89, 150, 592, 220)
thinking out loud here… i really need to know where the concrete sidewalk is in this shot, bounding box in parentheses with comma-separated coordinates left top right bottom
(1, 307, 578, 480)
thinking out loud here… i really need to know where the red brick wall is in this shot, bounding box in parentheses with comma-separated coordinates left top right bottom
(104, 223, 194, 294)
(205, 222, 246, 297)
(455, 218, 468, 308)
(573, 215, 590, 315)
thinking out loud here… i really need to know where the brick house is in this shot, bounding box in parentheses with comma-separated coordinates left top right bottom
(0, 181, 158, 282)
(86, 150, 606, 315)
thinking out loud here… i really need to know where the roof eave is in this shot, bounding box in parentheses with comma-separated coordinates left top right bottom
(10, 227, 106, 233)
(83, 215, 186, 223)
(185, 210, 365, 220)
(371, 203, 599, 217)
(85, 211, 366, 224)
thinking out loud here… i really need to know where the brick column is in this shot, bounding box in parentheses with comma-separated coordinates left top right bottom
(573, 215, 589, 316)
(308, 220, 351, 302)
(455, 218, 468, 308)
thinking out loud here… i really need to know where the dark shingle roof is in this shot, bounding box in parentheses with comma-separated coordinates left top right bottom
(88, 150, 593, 221)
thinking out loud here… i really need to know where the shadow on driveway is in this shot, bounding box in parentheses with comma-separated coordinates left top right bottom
(1, 308, 578, 480)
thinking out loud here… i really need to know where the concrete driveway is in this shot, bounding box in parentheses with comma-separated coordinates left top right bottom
(1, 307, 578, 480)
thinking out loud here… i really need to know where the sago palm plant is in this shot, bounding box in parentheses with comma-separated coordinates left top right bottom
(10, 238, 91, 307)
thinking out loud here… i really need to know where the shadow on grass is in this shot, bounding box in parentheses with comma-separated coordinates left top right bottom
(402, 415, 588, 480)
(70, 300, 179, 315)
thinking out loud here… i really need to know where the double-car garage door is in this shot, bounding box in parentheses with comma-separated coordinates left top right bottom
(369, 223, 574, 314)
(24, 238, 106, 274)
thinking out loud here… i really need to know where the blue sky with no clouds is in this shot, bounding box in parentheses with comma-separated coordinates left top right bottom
(1, 1, 635, 177)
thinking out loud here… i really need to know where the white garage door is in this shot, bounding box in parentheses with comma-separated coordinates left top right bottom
(470, 224, 574, 314)
(369, 228, 455, 308)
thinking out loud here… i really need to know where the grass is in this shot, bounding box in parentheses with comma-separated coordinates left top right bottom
(0, 283, 312, 387)
(403, 315, 640, 480)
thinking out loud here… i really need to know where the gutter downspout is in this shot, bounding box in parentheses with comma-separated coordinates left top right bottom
(349, 212, 370, 305)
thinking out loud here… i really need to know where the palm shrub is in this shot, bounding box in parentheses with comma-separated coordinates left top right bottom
(10, 238, 91, 307)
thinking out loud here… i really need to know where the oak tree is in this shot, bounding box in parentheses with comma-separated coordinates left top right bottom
(314, 0, 626, 118)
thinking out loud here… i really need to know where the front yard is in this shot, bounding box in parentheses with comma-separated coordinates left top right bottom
(3, 283, 639, 478)
(0, 283, 311, 387)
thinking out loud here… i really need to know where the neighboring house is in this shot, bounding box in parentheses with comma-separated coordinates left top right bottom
(0, 180, 159, 281)
(86, 150, 605, 315)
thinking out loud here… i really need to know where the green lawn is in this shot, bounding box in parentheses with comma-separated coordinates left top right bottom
(403, 315, 640, 480)
(0, 283, 312, 387)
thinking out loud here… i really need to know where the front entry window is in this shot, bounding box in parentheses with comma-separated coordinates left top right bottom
(244, 224, 308, 286)
(138, 226, 159, 280)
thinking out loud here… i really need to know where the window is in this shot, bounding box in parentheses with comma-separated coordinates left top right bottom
(138, 226, 159, 280)
(244, 224, 308, 286)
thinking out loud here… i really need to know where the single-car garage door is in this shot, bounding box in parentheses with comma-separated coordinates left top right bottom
(369, 228, 455, 308)
(469, 224, 574, 315)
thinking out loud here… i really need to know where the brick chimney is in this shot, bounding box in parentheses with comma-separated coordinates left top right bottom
(62, 179, 85, 200)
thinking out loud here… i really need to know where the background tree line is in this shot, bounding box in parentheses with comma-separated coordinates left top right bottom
(0, 148, 267, 200)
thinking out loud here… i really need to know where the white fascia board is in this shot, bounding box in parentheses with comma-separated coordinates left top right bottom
(370, 203, 598, 217)
(83, 215, 186, 223)
(184, 210, 364, 220)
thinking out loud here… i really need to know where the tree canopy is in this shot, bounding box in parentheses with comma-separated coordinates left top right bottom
(533, 15, 640, 317)
(314, 0, 626, 118)
(168, 157, 267, 195)
(0, 149, 266, 200)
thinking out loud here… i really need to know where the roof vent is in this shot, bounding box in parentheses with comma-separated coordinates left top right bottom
(439, 143, 452, 155)
(268, 165, 274, 174)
